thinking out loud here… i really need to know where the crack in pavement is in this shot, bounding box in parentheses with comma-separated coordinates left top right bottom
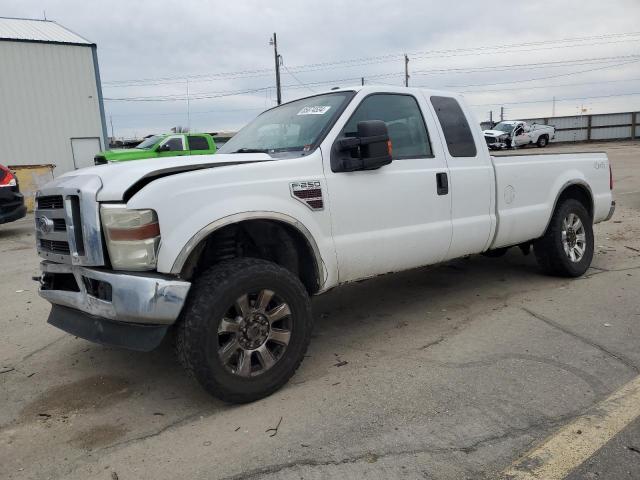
(522, 307, 640, 374)
(19, 334, 67, 363)
(99, 409, 211, 452)
(218, 411, 581, 480)
(581, 265, 640, 279)
(60, 408, 214, 478)
(428, 353, 608, 397)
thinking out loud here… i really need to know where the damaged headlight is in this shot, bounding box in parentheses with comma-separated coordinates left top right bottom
(100, 204, 161, 271)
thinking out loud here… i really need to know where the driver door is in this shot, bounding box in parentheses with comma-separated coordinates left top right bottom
(323, 93, 452, 283)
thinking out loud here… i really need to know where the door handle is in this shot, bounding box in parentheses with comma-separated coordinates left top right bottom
(436, 172, 449, 195)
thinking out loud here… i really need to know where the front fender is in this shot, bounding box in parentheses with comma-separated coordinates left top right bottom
(123, 153, 338, 290)
(168, 210, 326, 283)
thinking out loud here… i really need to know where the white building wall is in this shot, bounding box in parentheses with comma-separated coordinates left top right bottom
(0, 41, 105, 175)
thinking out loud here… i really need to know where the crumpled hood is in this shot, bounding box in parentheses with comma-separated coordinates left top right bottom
(55, 153, 272, 201)
(483, 129, 510, 137)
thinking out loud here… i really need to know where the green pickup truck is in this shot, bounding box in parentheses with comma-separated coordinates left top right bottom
(94, 133, 216, 165)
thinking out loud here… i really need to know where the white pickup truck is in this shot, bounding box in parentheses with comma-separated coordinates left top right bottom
(484, 120, 555, 149)
(35, 86, 615, 403)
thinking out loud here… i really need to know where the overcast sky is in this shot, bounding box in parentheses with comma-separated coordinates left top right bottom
(4, 0, 640, 138)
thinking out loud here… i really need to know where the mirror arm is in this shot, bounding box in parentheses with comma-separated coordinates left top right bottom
(359, 134, 388, 146)
(337, 134, 388, 151)
(337, 137, 360, 151)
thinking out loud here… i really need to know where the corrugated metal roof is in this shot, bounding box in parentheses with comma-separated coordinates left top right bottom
(0, 17, 92, 45)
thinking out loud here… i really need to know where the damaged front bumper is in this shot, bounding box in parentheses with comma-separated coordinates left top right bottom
(484, 136, 509, 150)
(39, 261, 191, 351)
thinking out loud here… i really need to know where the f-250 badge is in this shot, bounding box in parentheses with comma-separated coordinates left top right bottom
(290, 181, 324, 211)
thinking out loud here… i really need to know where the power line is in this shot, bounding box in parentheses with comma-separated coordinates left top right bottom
(105, 56, 639, 102)
(441, 58, 640, 88)
(411, 54, 640, 76)
(108, 106, 266, 117)
(470, 91, 640, 107)
(104, 72, 406, 102)
(283, 64, 316, 93)
(459, 77, 640, 94)
(101, 31, 640, 87)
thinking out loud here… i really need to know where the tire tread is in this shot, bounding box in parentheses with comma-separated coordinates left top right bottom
(175, 258, 312, 403)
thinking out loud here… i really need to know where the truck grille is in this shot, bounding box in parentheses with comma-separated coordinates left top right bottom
(485, 136, 497, 145)
(35, 194, 84, 262)
(53, 218, 66, 231)
(37, 195, 64, 209)
(40, 239, 71, 255)
(35, 175, 105, 266)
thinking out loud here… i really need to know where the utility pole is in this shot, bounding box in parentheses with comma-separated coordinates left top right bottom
(109, 115, 114, 144)
(489, 110, 493, 125)
(404, 54, 410, 87)
(500, 106, 504, 121)
(552, 96, 556, 117)
(186, 78, 191, 132)
(270, 33, 282, 105)
(361, 77, 365, 86)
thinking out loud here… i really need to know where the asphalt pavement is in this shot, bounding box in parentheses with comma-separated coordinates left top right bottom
(1, 140, 639, 479)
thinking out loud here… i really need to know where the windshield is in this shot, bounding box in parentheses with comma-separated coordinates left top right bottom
(136, 135, 163, 149)
(493, 122, 516, 132)
(218, 92, 355, 156)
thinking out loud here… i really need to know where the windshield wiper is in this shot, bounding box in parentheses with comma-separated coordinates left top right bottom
(231, 148, 270, 154)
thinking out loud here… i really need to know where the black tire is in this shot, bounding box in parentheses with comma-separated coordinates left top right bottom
(534, 199, 594, 277)
(537, 135, 548, 148)
(175, 258, 313, 403)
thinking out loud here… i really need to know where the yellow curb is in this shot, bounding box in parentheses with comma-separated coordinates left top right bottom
(502, 374, 640, 479)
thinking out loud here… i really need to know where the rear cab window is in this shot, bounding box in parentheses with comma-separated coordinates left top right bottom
(341, 93, 432, 159)
(187, 136, 210, 151)
(430, 96, 477, 157)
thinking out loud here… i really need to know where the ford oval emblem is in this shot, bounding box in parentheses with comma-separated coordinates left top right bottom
(36, 216, 55, 234)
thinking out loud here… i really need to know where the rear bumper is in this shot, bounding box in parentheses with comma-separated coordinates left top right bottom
(604, 200, 616, 221)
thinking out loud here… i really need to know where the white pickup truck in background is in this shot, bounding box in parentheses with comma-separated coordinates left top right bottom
(484, 120, 555, 149)
(34, 86, 614, 403)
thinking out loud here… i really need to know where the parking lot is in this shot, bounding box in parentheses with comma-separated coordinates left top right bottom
(1, 141, 639, 479)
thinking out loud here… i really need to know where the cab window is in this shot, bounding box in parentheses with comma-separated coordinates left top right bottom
(430, 96, 477, 157)
(341, 94, 432, 159)
(161, 137, 185, 151)
(188, 136, 210, 151)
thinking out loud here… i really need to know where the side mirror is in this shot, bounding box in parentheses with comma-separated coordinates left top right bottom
(332, 120, 392, 172)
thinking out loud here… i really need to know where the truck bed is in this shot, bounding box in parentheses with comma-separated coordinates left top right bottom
(490, 151, 612, 249)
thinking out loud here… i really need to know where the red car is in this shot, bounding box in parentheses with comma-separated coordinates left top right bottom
(0, 164, 27, 224)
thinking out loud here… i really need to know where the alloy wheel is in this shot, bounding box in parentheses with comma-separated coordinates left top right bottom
(217, 289, 292, 377)
(562, 213, 587, 262)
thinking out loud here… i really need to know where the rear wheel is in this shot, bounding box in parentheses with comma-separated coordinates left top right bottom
(176, 258, 313, 403)
(534, 199, 593, 277)
(537, 135, 548, 147)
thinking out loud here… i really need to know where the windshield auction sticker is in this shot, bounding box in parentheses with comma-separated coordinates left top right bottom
(297, 106, 331, 115)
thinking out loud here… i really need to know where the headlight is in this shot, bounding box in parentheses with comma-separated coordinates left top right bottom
(100, 204, 161, 271)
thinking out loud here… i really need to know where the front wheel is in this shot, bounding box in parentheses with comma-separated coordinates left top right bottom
(537, 135, 548, 147)
(534, 199, 594, 277)
(176, 258, 313, 403)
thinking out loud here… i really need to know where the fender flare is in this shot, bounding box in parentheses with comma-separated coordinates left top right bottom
(542, 180, 594, 233)
(169, 211, 326, 287)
